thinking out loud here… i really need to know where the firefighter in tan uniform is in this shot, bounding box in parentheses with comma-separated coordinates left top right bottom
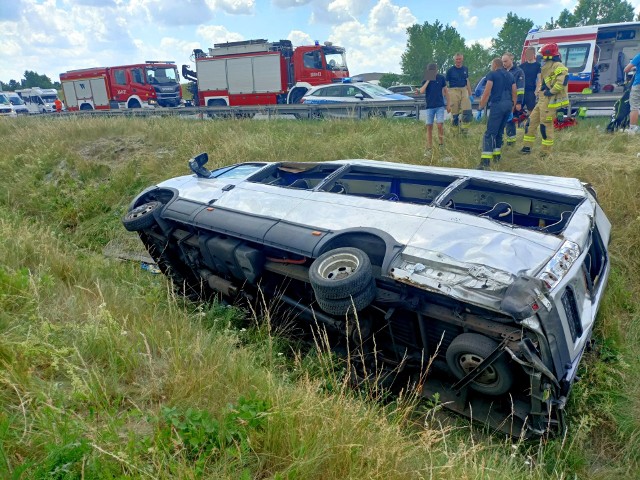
(445, 53, 473, 132)
(520, 43, 569, 155)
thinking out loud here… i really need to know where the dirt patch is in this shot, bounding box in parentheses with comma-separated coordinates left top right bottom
(77, 137, 148, 165)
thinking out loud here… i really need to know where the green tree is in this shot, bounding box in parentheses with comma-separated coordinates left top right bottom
(491, 13, 534, 58)
(401, 21, 466, 84)
(22, 70, 55, 88)
(546, 0, 634, 28)
(464, 43, 493, 87)
(378, 73, 405, 88)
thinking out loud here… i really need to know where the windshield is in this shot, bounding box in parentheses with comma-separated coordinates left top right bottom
(9, 95, 25, 105)
(357, 83, 394, 96)
(0, 94, 9, 105)
(42, 95, 57, 103)
(323, 47, 347, 72)
(146, 66, 179, 85)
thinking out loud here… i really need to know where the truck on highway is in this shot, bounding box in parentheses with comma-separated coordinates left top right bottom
(182, 39, 349, 107)
(59, 61, 182, 111)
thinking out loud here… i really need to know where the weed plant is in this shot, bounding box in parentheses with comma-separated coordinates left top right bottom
(0, 115, 638, 478)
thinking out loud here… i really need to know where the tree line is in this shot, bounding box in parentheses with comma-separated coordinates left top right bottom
(1, 71, 61, 92)
(380, 0, 637, 88)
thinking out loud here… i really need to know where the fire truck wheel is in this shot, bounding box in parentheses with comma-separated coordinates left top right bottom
(122, 201, 162, 231)
(446, 333, 513, 396)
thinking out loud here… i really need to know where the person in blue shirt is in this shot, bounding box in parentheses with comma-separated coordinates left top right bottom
(623, 53, 640, 133)
(477, 57, 516, 169)
(501, 52, 525, 146)
(419, 63, 450, 159)
(520, 46, 542, 113)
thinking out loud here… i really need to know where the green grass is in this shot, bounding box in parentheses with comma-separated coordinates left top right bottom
(0, 115, 639, 479)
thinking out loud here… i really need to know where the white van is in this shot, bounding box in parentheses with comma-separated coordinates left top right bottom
(0, 93, 17, 117)
(6, 92, 29, 115)
(15, 87, 62, 114)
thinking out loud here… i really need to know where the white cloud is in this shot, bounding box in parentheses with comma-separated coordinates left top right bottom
(369, 0, 416, 35)
(491, 17, 505, 29)
(327, 0, 416, 74)
(451, 20, 458, 28)
(209, 0, 256, 15)
(457, 6, 478, 28)
(272, 0, 314, 7)
(196, 25, 245, 47)
(466, 37, 492, 49)
(287, 30, 314, 46)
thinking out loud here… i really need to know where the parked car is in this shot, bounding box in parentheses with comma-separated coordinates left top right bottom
(124, 154, 611, 437)
(6, 92, 29, 115)
(388, 84, 421, 99)
(0, 93, 17, 117)
(301, 81, 415, 118)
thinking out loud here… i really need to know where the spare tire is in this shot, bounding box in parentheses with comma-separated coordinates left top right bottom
(309, 247, 373, 300)
(315, 280, 377, 316)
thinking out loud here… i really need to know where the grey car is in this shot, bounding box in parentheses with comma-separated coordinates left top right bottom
(124, 155, 610, 437)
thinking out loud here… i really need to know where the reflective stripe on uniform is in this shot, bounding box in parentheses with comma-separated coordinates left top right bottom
(516, 88, 524, 95)
(548, 99, 569, 108)
(492, 149, 501, 156)
(481, 152, 493, 159)
(506, 136, 516, 143)
(541, 139, 554, 146)
(545, 116, 554, 122)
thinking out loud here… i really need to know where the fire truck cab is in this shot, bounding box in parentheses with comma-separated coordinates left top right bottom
(524, 22, 640, 94)
(60, 62, 182, 111)
(183, 39, 349, 108)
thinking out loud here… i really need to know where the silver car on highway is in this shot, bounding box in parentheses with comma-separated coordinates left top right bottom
(124, 154, 611, 437)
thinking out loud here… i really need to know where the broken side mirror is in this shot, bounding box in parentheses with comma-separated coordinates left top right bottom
(189, 152, 211, 178)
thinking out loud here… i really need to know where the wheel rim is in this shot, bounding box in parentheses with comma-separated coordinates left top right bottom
(457, 353, 498, 386)
(128, 203, 155, 219)
(316, 253, 360, 281)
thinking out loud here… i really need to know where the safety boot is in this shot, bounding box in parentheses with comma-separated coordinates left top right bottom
(520, 146, 531, 155)
(477, 158, 491, 170)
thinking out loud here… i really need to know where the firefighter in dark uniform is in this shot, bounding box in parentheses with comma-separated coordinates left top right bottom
(445, 53, 473, 132)
(501, 52, 525, 146)
(521, 43, 569, 155)
(478, 58, 516, 169)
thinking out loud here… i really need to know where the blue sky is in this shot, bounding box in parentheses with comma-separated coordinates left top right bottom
(1, 0, 638, 83)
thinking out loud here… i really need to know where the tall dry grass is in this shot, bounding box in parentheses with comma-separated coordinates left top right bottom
(0, 115, 638, 478)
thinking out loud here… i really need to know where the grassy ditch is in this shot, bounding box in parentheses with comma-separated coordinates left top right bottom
(0, 115, 638, 479)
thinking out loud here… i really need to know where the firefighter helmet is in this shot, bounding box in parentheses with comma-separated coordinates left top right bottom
(539, 43, 560, 60)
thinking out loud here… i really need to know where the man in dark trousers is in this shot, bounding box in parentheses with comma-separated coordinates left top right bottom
(501, 52, 525, 146)
(478, 57, 516, 169)
(446, 53, 473, 133)
(520, 46, 541, 113)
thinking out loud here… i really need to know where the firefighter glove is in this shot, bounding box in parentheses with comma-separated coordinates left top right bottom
(469, 95, 474, 103)
(475, 110, 483, 121)
(544, 90, 553, 97)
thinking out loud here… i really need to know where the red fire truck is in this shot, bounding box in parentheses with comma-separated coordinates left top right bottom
(181, 39, 349, 107)
(60, 62, 182, 111)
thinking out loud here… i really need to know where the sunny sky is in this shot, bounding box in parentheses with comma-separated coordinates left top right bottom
(2, 0, 640, 84)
